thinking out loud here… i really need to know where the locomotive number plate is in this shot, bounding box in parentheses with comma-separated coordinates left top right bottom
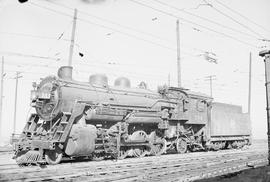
(38, 91, 51, 99)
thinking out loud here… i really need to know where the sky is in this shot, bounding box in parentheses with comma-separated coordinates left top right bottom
(0, 0, 269, 144)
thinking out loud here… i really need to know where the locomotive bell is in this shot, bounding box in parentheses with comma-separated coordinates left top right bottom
(114, 77, 131, 88)
(57, 66, 73, 80)
(89, 74, 108, 87)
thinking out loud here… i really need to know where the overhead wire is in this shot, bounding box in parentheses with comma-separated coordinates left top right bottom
(46, 0, 222, 56)
(1, 49, 198, 76)
(29, 1, 177, 53)
(4, 59, 251, 96)
(5, 63, 168, 81)
(0, 23, 74, 72)
(4, 64, 248, 98)
(0, 51, 59, 61)
(5, 57, 217, 85)
(3, 1, 260, 91)
(54, 0, 264, 48)
(28, 1, 233, 57)
(46, 20, 73, 60)
(152, 0, 260, 40)
(213, 0, 270, 34)
(76, 16, 177, 52)
(203, 0, 265, 39)
(0, 31, 71, 42)
(40, 0, 173, 44)
(128, 0, 260, 48)
(1, 49, 250, 90)
(3, 56, 169, 80)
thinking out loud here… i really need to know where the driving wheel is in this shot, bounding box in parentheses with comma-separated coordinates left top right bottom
(150, 138, 167, 156)
(176, 138, 187, 154)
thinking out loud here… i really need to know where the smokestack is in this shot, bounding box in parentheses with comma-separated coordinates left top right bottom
(259, 50, 270, 165)
(57, 66, 73, 80)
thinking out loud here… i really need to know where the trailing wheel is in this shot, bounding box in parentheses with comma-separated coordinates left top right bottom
(212, 142, 221, 151)
(45, 148, 63, 165)
(176, 138, 187, 154)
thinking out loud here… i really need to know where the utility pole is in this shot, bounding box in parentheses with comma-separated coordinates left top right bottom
(259, 50, 270, 165)
(0, 57, 4, 139)
(168, 74, 171, 87)
(68, 8, 78, 66)
(12, 72, 22, 138)
(205, 75, 216, 97)
(176, 19, 181, 87)
(248, 52, 252, 115)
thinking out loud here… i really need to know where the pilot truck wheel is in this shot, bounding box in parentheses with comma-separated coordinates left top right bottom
(45, 148, 63, 165)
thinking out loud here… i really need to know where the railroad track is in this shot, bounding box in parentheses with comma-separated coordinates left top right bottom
(0, 147, 264, 172)
(0, 146, 267, 182)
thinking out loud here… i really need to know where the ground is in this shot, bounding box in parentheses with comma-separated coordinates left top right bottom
(197, 165, 270, 182)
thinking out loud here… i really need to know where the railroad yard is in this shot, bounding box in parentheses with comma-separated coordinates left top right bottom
(0, 140, 267, 182)
(1, 1, 270, 182)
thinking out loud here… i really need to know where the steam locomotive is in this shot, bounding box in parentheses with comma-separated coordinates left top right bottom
(14, 66, 251, 165)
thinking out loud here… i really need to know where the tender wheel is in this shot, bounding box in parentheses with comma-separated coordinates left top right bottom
(150, 138, 167, 156)
(45, 148, 63, 165)
(176, 138, 187, 154)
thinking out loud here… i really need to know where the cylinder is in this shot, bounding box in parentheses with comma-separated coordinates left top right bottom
(65, 124, 97, 156)
(57, 66, 73, 80)
(259, 50, 270, 165)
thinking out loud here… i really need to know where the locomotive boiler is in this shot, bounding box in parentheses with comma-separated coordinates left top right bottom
(14, 66, 251, 165)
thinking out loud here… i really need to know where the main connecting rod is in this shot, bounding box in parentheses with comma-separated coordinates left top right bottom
(259, 50, 270, 165)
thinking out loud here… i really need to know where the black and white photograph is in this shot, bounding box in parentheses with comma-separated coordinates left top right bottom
(0, 0, 270, 181)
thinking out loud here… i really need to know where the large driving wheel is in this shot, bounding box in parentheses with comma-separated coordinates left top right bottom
(133, 147, 149, 158)
(139, 146, 150, 158)
(176, 138, 187, 154)
(118, 149, 129, 160)
(45, 148, 63, 165)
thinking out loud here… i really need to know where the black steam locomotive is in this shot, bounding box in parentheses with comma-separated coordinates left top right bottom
(14, 66, 251, 165)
